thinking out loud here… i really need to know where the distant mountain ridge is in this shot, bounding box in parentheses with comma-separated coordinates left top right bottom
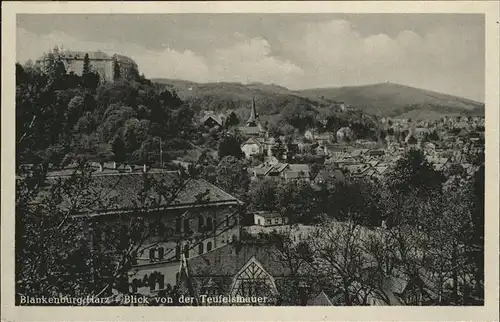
(297, 82, 484, 118)
(152, 79, 484, 121)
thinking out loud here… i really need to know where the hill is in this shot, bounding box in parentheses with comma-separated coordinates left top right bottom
(297, 82, 484, 119)
(152, 78, 334, 125)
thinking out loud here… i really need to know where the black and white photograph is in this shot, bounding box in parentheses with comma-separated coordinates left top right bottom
(2, 2, 500, 320)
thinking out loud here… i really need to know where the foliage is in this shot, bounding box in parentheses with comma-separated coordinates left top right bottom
(217, 134, 243, 160)
(215, 156, 250, 198)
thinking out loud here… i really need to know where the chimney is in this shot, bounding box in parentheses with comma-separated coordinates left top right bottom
(112, 161, 116, 169)
(98, 164, 103, 172)
(143, 164, 147, 173)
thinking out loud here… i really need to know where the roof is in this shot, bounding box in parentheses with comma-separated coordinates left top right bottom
(253, 211, 283, 219)
(284, 171, 309, 180)
(264, 163, 289, 175)
(242, 137, 263, 147)
(60, 50, 111, 60)
(288, 164, 310, 172)
(112, 54, 137, 64)
(314, 169, 345, 183)
(40, 170, 242, 216)
(345, 164, 370, 174)
(238, 126, 263, 136)
(306, 291, 333, 306)
(187, 242, 300, 277)
(350, 149, 368, 157)
(201, 113, 223, 126)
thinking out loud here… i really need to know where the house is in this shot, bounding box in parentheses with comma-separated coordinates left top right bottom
(253, 211, 289, 227)
(349, 149, 369, 161)
(323, 144, 347, 159)
(41, 169, 244, 297)
(368, 149, 385, 157)
(200, 110, 238, 129)
(426, 156, 450, 172)
(313, 169, 346, 186)
(178, 240, 323, 305)
(241, 137, 264, 159)
(336, 127, 354, 142)
(315, 132, 335, 144)
(249, 163, 310, 182)
(367, 269, 438, 306)
(344, 163, 371, 178)
(200, 112, 224, 129)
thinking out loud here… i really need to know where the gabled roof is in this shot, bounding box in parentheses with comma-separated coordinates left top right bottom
(314, 169, 345, 183)
(201, 113, 223, 126)
(42, 170, 242, 216)
(288, 164, 310, 172)
(186, 242, 303, 277)
(306, 291, 333, 306)
(284, 171, 309, 180)
(242, 137, 263, 147)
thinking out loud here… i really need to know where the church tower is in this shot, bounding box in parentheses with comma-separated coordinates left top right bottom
(246, 97, 259, 127)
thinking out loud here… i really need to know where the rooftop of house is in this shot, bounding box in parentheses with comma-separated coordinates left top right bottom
(242, 137, 263, 146)
(201, 113, 224, 126)
(238, 125, 264, 136)
(253, 211, 283, 219)
(314, 169, 346, 183)
(35, 169, 242, 216)
(284, 171, 310, 180)
(186, 242, 298, 278)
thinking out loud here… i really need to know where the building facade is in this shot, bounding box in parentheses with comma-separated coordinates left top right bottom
(37, 48, 138, 83)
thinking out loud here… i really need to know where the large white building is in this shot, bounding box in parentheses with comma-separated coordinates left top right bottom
(37, 47, 138, 83)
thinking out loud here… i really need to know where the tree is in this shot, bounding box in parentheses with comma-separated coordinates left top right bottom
(307, 219, 383, 305)
(215, 156, 250, 198)
(217, 134, 243, 160)
(388, 148, 445, 198)
(83, 53, 91, 75)
(113, 59, 121, 81)
(247, 178, 279, 211)
(111, 135, 127, 166)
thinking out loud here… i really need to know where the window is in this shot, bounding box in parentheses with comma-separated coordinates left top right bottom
(148, 274, 156, 291)
(175, 218, 181, 233)
(198, 215, 204, 231)
(274, 218, 279, 224)
(232, 235, 237, 243)
(206, 241, 212, 252)
(158, 221, 165, 237)
(266, 219, 271, 225)
(157, 273, 165, 290)
(149, 248, 156, 261)
(225, 215, 229, 227)
(183, 218, 190, 233)
(206, 217, 213, 231)
(184, 245, 190, 258)
(198, 242, 204, 255)
(158, 247, 164, 260)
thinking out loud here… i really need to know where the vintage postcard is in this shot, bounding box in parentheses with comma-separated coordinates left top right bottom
(2, 1, 499, 321)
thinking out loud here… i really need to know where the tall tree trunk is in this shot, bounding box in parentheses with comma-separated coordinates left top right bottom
(452, 243, 458, 304)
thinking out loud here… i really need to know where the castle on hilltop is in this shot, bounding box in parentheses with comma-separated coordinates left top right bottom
(36, 47, 138, 83)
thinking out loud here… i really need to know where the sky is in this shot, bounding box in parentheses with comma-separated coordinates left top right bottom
(17, 14, 485, 102)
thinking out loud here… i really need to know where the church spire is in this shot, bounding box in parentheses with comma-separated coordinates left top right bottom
(246, 97, 258, 126)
